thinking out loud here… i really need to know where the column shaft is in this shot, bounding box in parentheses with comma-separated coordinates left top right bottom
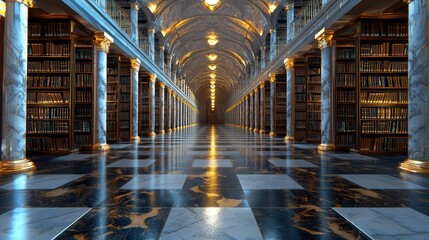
(260, 84, 265, 133)
(286, 4, 295, 43)
(148, 28, 155, 61)
(167, 89, 172, 132)
(149, 75, 156, 136)
(159, 83, 165, 134)
(254, 89, 259, 132)
(130, 59, 141, 141)
(249, 93, 254, 131)
(270, 29, 277, 61)
(285, 59, 295, 141)
(130, 2, 139, 44)
(245, 97, 249, 129)
(269, 75, 276, 136)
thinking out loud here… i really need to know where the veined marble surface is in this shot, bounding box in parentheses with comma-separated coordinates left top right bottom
(329, 153, 378, 161)
(95, 49, 108, 145)
(120, 174, 188, 190)
(192, 160, 233, 168)
(0, 174, 85, 190)
(52, 154, 96, 161)
(107, 159, 156, 168)
(268, 159, 318, 168)
(339, 174, 426, 189)
(238, 174, 304, 189)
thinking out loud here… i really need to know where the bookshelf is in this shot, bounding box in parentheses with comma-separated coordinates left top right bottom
(155, 82, 160, 132)
(306, 54, 321, 142)
(74, 38, 94, 149)
(139, 74, 150, 135)
(294, 59, 306, 141)
(119, 59, 130, 141)
(335, 39, 357, 149)
(275, 74, 286, 136)
(107, 54, 119, 143)
(26, 18, 72, 152)
(357, 16, 408, 153)
(0, 14, 4, 146)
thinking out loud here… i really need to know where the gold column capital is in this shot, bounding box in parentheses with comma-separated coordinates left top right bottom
(130, 136, 141, 142)
(168, 88, 173, 93)
(317, 143, 335, 152)
(95, 32, 114, 53)
(403, 0, 411, 4)
(130, 58, 141, 71)
(93, 143, 111, 151)
(254, 88, 258, 93)
(160, 46, 165, 51)
(6, 0, 34, 7)
(269, 73, 276, 82)
(260, 82, 265, 89)
(245, 96, 249, 100)
(284, 58, 294, 70)
(131, 2, 139, 10)
(249, 92, 253, 97)
(148, 27, 155, 33)
(172, 92, 177, 97)
(149, 74, 157, 82)
(315, 28, 334, 49)
(285, 3, 294, 10)
(270, 28, 276, 33)
(160, 83, 166, 89)
(399, 159, 429, 174)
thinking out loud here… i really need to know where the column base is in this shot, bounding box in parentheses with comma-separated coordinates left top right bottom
(93, 143, 111, 151)
(317, 143, 335, 152)
(149, 132, 157, 137)
(168, 128, 173, 133)
(269, 132, 275, 137)
(172, 128, 177, 131)
(284, 136, 295, 142)
(130, 136, 141, 142)
(249, 128, 253, 131)
(399, 159, 429, 174)
(259, 130, 265, 134)
(0, 158, 35, 174)
(159, 130, 165, 134)
(253, 128, 259, 133)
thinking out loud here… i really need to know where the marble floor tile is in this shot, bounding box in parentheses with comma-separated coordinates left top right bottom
(268, 159, 318, 168)
(109, 144, 132, 149)
(254, 151, 292, 156)
(0, 174, 85, 190)
(339, 174, 426, 189)
(188, 151, 240, 156)
(292, 144, 318, 149)
(192, 160, 233, 168)
(329, 153, 378, 161)
(160, 208, 263, 240)
(333, 207, 429, 239)
(107, 159, 156, 168)
(238, 174, 304, 189)
(52, 154, 96, 161)
(0, 207, 91, 240)
(120, 174, 188, 190)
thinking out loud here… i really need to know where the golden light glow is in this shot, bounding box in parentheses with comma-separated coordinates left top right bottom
(210, 73, 216, 79)
(269, 3, 277, 13)
(208, 37, 219, 47)
(208, 54, 218, 61)
(148, 3, 157, 13)
(210, 85, 215, 89)
(211, 93, 215, 96)
(205, 0, 220, 6)
(208, 65, 217, 70)
(0, 1, 5, 17)
(211, 89, 216, 93)
(210, 80, 216, 84)
(161, 30, 166, 36)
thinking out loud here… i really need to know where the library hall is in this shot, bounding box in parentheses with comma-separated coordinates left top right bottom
(1, 0, 429, 239)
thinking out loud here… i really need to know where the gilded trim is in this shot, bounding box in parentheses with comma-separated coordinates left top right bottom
(95, 32, 114, 53)
(130, 58, 141, 71)
(284, 58, 294, 70)
(6, 0, 33, 7)
(130, 136, 141, 142)
(317, 143, 335, 152)
(0, 158, 35, 174)
(269, 73, 276, 82)
(399, 159, 429, 174)
(93, 143, 111, 151)
(149, 74, 157, 82)
(315, 28, 334, 49)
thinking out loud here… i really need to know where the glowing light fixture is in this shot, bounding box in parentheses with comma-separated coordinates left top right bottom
(211, 89, 216, 93)
(269, 3, 277, 13)
(210, 80, 216, 84)
(208, 37, 219, 47)
(205, 0, 220, 6)
(148, 3, 157, 13)
(210, 73, 216, 79)
(208, 54, 217, 61)
(210, 85, 215, 89)
(208, 64, 217, 70)
(211, 93, 215, 96)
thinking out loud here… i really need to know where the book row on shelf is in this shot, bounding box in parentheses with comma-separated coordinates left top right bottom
(360, 21, 407, 37)
(29, 21, 71, 37)
(28, 75, 70, 88)
(360, 75, 407, 88)
(361, 120, 407, 134)
(28, 60, 70, 72)
(360, 92, 408, 104)
(28, 107, 69, 120)
(27, 92, 70, 104)
(361, 107, 407, 119)
(28, 42, 71, 56)
(360, 42, 408, 56)
(360, 60, 407, 72)
(27, 120, 69, 134)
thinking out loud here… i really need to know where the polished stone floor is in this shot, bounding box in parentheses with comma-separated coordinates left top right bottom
(0, 125, 429, 239)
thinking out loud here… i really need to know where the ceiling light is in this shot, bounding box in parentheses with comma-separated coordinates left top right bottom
(211, 93, 215, 96)
(208, 38, 219, 47)
(205, 0, 220, 6)
(211, 89, 216, 92)
(210, 73, 216, 79)
(148, 3, 157, 13)
(210, 85, 215, 89)
(210, 80, 216, 84)
(208, 64, 216, 70)
(269, 3, 277, 13)
(208, 54, 217, 61)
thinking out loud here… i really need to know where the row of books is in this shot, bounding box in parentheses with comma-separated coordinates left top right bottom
(308, 67, 321, 75)
(308, 103, 321, 112)
(337, 90, 356, 103)
(336, 62, 356, 72)
(27, 120, 69, 134)
(308, 76, 321, 83)
(360, 43, 407, 56)
(337, 120, 356, 132)
(28, 43, 70, 56)
(361, 22, 407, 37)
(295, 112, 306, 120)
(337, 106, 355, 118)
(119, 121, 130, 128)
(107, 104, 117, 111)
(361, 120, 407, 134)
(295, 120, 306, 129)
(74, 120, 91, 132)
(27, 137, 69, 151)
(308, 85, 321, 93)
(361, 107, 408, 119)
(336, 74, 356, 87)
(29, 22, 70, 37)
(28, 92, 70, 104)
(360, 75, 408, 88)
(308, 113, 321, 120)
(28, 75, 70, 88)
(76, 49, 92, 59)
(308, 94, 321, 102)
(107, 112, 117, 120)
(28, 60, 70, 72)
(75, 106, 91, 118)
(119, 112, 130, 120)
(28, 107, 69, 119)
(76, 62, 92, 72)
(360, 137, 407, 152)
(337, 135, 356, 147)
(337, 48, 355, 59)
(120, 103, 130, 111)
(360, 60, 407, 72)
(74, 135, 91, 147)
(360, 92, 408, 104)
(75, 91, 92, 103)
(76, 73, 93, 87)
(107, 94, 117, 101)
(107, 121, 117, 130)
(107, 85, 118, 92)
(295, 102, 306, 111)
(295, 85, 306, 93)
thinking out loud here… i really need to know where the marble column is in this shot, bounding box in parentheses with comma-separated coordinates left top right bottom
(166, 55, 172, 78)
(286, 3, 295, 43)
(130, 58, 141, 142)
(130, 1, 139, 44)
(270, 28, 277, 61)
(159, 46, 164, 69)
(0, 0, 35, 173)
(400, 0, 429, 174)
(148, 28, 155, 61)
(172, 92, 177, 131)
(159, 83, 165, 134)
(316, 29, 335, 151)
(167, 88, 172, 132)
(269, 73, 276, 136)
(249, 92, 254, 131)
(97, 0, 106, 11)
(245, 96, 249, 129)
(175, 95, 180, 130)
(254, 88, 259, 132)
(93, 32, 114, 151)
(149, 74, 156, 137)
(322, 0, 330, 6)
(178, 98, 183, 129)
(259, 83, 265, 134)
(261, 46, 266, 70)
(285, 58, 295, 142)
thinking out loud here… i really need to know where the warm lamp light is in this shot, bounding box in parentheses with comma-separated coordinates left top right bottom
(210, 85, 215, 89)
(210, 73, 216, 79)
(208, 38, 219, 47)
(208, 65, 216, 70)
(211, 89, 216, 92)
(205, 0, 220, 6)
(210, 80, 216, 84)
(269, 3, 277, 13)
(208, 54, 217, 61)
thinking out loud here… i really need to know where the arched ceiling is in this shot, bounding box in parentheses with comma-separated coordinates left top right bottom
(139, 0, 286, 106)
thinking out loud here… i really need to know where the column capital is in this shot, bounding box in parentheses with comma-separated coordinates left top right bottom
(148, 27, 155, 33)
(160, 83, 166, 89)
(245, 96, 249, 100)
(130, 2, 139, 10)
(315, 28, 334, 49)
(284, 58, 294, 70)
(149, 74, 157, 82)
(403, 0, 411, 3)
(249, 92, 253, 97)
(160, 45, 165, 51)
(269, 73, 276, 82)
(285, 3, 294, 10)
(260, 82, 265, 89)
(172, 92, 177, 97)
(130, 58, 141, 71)
(254, 88, 258, 93)
(270, 28, 276, 33)
(168, 88, 173, 93)
(6, 0, 34, 7)
(95, 32, 114, 53)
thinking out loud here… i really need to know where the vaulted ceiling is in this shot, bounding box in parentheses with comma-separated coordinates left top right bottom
(139, 0, 286, 107)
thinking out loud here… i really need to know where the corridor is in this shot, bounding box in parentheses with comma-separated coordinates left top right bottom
(0, 125, 428, 239)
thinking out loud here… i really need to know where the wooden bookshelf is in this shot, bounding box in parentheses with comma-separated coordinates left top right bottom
(155, 82, 160, 132)
(119, 59, 130, 141)
(264, 81, 271, 132)
(335, 39, 357, 149)
(107, 54, 119, 143)
(139, 74, 150, 135)
(294, 59, 306, 141)
(26, 18, 72, 153)
(306, 54, 321, 142)
(275, 74, 286, 136)
(357, 16, 408, 153)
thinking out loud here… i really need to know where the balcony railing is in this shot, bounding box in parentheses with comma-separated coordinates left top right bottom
(292, 0, 322, 36)
(104, 0, 132, 36)
(139, 31, 150, 56)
